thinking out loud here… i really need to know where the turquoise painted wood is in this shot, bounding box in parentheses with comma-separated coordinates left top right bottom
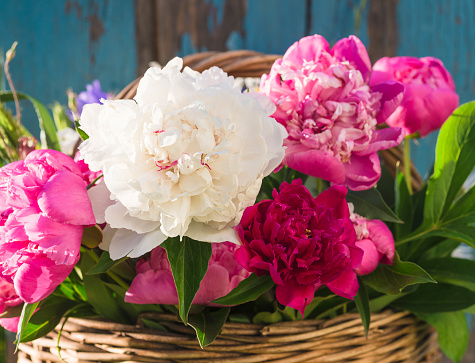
(0, 0, 136, 136)
(1, 0, 473, 176)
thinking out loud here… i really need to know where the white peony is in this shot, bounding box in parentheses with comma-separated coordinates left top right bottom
(79, 57, 287, 259)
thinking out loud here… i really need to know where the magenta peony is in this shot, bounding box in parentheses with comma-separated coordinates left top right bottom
(370, 56, 459, 137)
(0, 150, 95, 303)
(235, 180, 363, 315)
(349, 204, 395, 275)
(0, 279, 23, 332)
(125, 242, 250, 306)
(260, 34, 405, 190)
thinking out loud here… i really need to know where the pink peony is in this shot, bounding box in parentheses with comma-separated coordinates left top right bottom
(370, 56, 459, 137)
(125, 242, 250, 306)
(0, 150, 95, 303)
(0, 279, 23, 332)
(235, 180, 363, 315)
(74, 151, 102, 185)
(348, 204, 395, 275)
(260, 35, 405, 191)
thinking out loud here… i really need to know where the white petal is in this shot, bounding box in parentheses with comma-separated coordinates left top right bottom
(87, 181, 114, 224)
(108, 227, 167, 260)
(185, 221, 241, 244)
(105, 202, 159, 233)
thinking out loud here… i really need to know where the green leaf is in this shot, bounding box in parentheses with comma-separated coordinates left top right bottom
(420, 257, 475, 291)
(188, 308, 230, 348)
(15, 301, 39, 350)
(361, 253, 435, 295)
(20, 297, 78, 343)
(417, 311, 469, 362)
(81, 225, 103, 249)
(252, 310, 283, 324)
(303, 294, 337, 319)
(346, 188, 402, 223)
(394, 283, 475, 313)
(81, 252, 127, 323)
(424, 225, 475, 249)
(442, 183, 475, 225)
(212, 273, 275, 306)
(87, 251, 128, 275)
(75, 120, 89, 141)
(422, 102, 475, 228)
(0, 91, 60, 150)
(394, 169, 413, 240)
(161, 237, 212, 324)
(354, 279, 370, 337)
(369, 292, 408, 312)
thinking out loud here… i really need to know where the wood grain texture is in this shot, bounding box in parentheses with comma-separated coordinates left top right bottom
(0, 0, 136, 135)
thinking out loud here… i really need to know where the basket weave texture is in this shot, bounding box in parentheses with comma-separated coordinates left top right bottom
(18, 51, 433, 363)
(18, 310, 439, 363)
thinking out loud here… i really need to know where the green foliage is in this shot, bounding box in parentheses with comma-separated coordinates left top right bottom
(188, 308, 230, 348)
(354, 279, 370, 337)
(361, 253, 435, 295)
(87, 251, 128, 275)
(212, 274, 275, 306)
(346, 187, 402, 223)
(417, 311, 469, 363)
(161, 237, 212, 324)
(0, 91, 60, 151)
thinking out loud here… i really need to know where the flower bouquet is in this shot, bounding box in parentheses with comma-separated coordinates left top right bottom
(0, 34, 474, 363)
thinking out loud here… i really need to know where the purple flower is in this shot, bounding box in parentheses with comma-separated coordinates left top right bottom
(76, 80, 109, 116)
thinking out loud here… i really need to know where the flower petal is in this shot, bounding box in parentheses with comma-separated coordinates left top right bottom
(37, 170, 95, 226)
(332, 35, 372, 82)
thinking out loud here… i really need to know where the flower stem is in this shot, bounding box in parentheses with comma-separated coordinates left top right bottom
(84, 249, 130, 291)
(4, 42, 21, 127)
(316, 178, 323, 194)
(403, 137, 413, 194)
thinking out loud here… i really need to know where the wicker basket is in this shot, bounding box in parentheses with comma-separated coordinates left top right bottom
(17, 51, 432, 363)
(17, 310, 439, 363)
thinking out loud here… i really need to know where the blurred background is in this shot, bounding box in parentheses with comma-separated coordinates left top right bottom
(0, 0, 474, 362)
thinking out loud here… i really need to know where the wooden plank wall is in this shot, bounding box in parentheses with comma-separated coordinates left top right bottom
(0, 0, 474, 176)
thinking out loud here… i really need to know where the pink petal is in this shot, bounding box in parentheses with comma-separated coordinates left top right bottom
(354, 239, 379, 275)
(314, 185, 349, 218)
(371, 81, 405, 124)
(37, 170, 95, 226)
(332, 36, 372, 82)
(325, 268, 359, 299)
(25, 150, 83, 178)
(366, 220, 395, 265)
(344, 153, 381, 191)
(284, 145, 345, 184)
(13, 255, 78, 303)
(195, 264, 230, 306)
(275, 277, 317, 317)
(125, 270, 178, 305)
(0, 316, 20, 332)
(360, 127, 405, 155)
(283, 35, 330, 64)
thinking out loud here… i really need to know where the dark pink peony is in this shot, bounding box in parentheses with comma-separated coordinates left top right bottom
(0, 278, 23, 332)
(370, 56, 459, 137)
(0, 150, 95, 303)
(125, 242, 250, 306)
(235, 180, 363, 315)
(348, 204, 395, 275)
(260, 34, 405, 191)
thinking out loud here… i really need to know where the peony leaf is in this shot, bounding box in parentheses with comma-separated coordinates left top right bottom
(81, 251, 127, 323)
(394, 169, 413, 240)
(212, 273, 275, 306)
(86, 251, 128, 275)
(161, 237, 212, 324)
(81, 225, 104, 249)
(252, 310, 283, 324)
(188, 307, 230, 348)
(422, 101, 475, 228)
(19, 297, 79, 343)
(417, 311, 469, 363)
(361, 253, 435, 295)
(15, 301, 39, 351)
(394, 283, 475, 313)
(354, 279, 370, 337)
(75, 120, 89, 141)
(420, 257, 475, 291)
(0, 91, 60, 151)
(346, 188, 402, 223)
